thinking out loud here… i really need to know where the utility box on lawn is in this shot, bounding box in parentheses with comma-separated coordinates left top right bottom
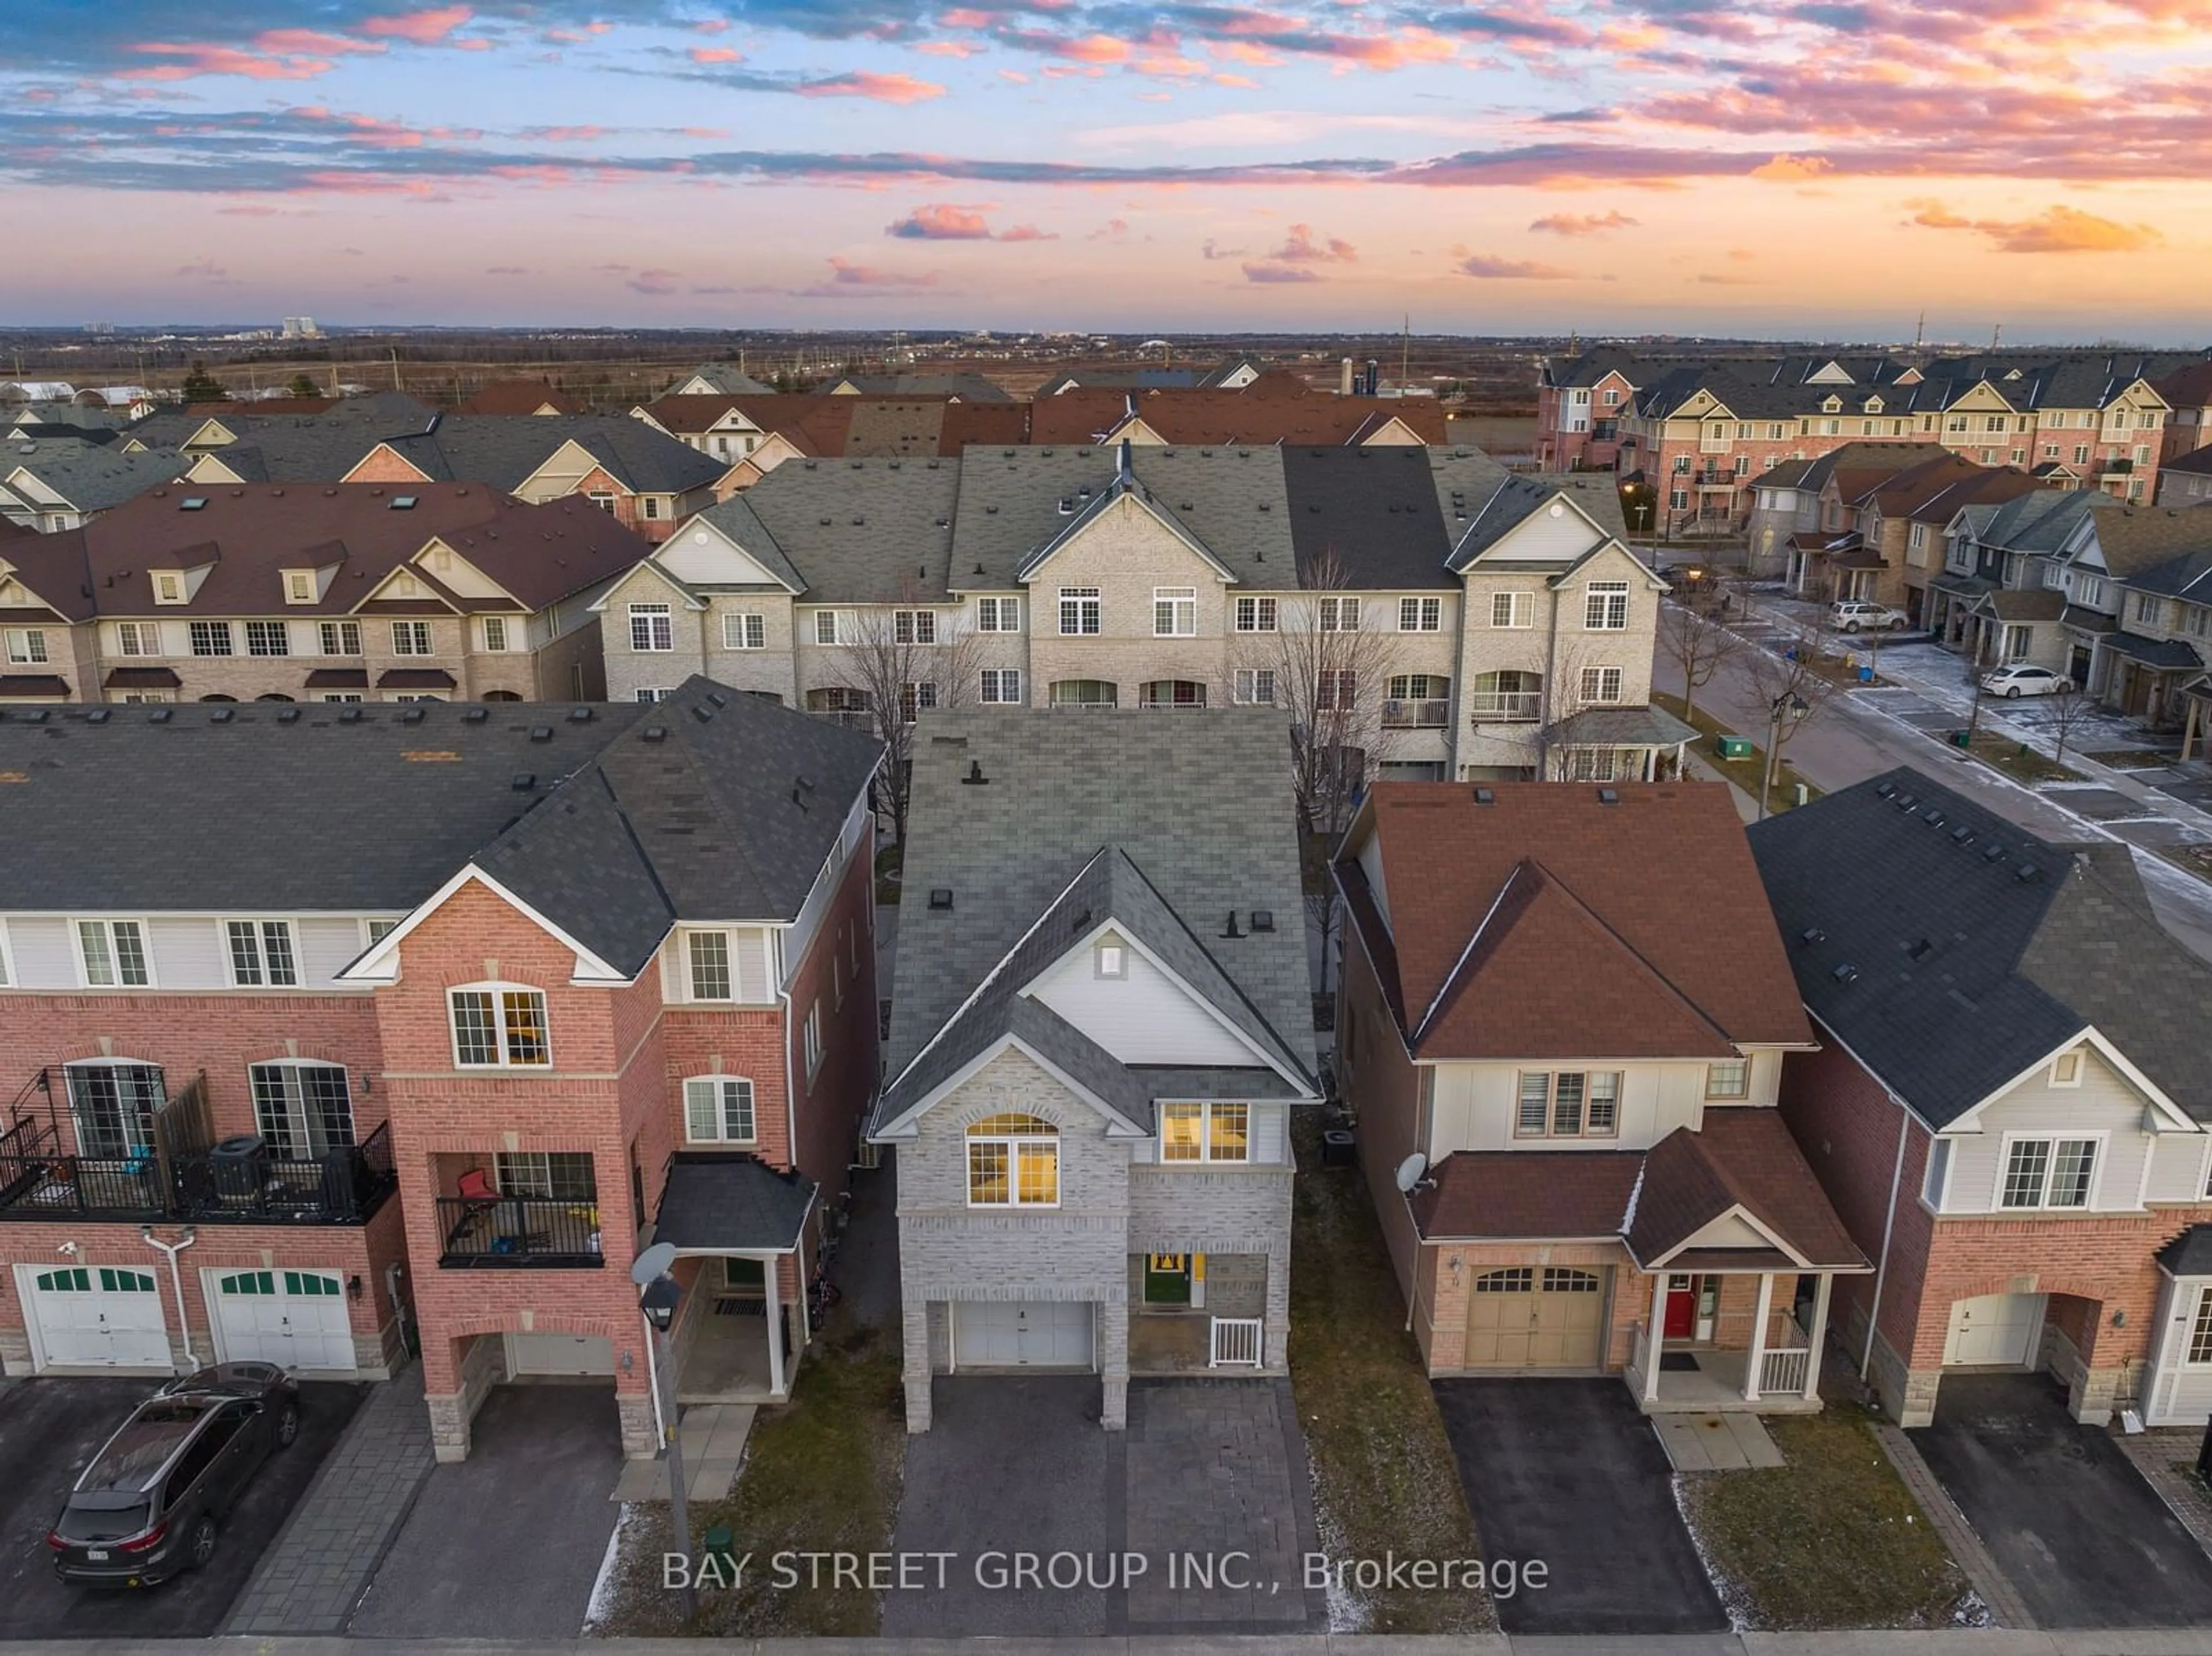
(1716, 735, 1754, 760)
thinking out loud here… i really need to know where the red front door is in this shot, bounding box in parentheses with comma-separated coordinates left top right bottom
(1663, 1276, 1698, 1339)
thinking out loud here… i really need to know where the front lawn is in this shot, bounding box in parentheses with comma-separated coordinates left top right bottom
(1653, 691, 1824, 817)
(589, 1325, 906, 1638)
(1676, 1407, 1976, 1630)
(1289, 1112, 1492, 1635)
(1961, 731, 2082, 786)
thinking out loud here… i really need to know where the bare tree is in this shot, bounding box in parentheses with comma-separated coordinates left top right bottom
(1741, 643, 1839, 818)
(2041, 674, 2094, 770)
(823, 589, 984, 847)
(1658, 586, 1745, 726)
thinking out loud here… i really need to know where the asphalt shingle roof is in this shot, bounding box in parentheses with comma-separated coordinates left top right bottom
(3, 442, 184, 511)
(1749, 767, 2212, 1127)
(654, 1153, 815, 1249)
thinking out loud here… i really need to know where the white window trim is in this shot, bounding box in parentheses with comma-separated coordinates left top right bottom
(684, 929, 735, 1002)
(223, 917, 302, 988)
(448, 980, 552, 1070)
(683, 1074, 759, 1145)
(1512, 1070, 1622, 1140)
(628, 603, 675, 653)
(1922, 1136, 1955, 1211)
(965, 1122, 1061, 1209)
(0, 918, 13, 989)
(1704, 1059, 1750, 1100)
(1994, 1129, 2105, 1212)
(480, 616, 511, 653)
(1157, 1099, 1253, 1165)
(390, 620, 433, 656)
(804, 1000, 823, 1081)
(1491, 591, 1533, 630)
(722, 612, 767, 651)
(1153, 586, 1197, 638)
(1398, 596, 1442, 632)
(73, 918, 155, 989)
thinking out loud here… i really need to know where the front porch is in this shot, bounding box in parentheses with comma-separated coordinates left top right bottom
(1625, 1268, 1834, 1415)
(651, 1151, 819, 1405)
(1127, 1250, 1270, 1376)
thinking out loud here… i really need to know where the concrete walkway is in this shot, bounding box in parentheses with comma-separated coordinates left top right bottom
(225, 1363, 437, 1636)
(609, 1403, 753, 1503)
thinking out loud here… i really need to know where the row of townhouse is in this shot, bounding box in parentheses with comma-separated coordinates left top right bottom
(2, 439, 187, 532)
(0, 484, 653, 706)
(1335, 768, 2212, 1432)
(629, 377, 1441, 494)
(1537, 348, 2208, 536)
(1747, 444, 2046, 592)
(597, 442, 1694, 787)
(1920, 492, 2210, 736)
(0, 684, 885, 1462)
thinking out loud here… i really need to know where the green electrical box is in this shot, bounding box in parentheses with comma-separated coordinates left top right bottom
(1717, 736, 1754, 760)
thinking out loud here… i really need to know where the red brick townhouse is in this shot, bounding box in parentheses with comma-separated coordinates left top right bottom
(0, 678, 882, 1461)
(1334, 782, 1866, 1412)
(1750, 768, 2212, 1427)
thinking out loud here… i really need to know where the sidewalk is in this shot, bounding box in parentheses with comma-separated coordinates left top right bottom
(225, 1363, 437, 1635)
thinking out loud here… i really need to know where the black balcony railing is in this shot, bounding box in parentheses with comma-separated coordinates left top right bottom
(437, 1194, 605, 1268)
(0, 1120, 396, 1226)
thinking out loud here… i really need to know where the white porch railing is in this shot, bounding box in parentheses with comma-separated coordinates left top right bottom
(1759, 1346, 1810, 1396)
(1209, 1316, 1263, 1368)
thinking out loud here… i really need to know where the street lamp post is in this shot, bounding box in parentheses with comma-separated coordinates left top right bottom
(1757, 693, 1809, 822)
(633, 1242, 696, 1622)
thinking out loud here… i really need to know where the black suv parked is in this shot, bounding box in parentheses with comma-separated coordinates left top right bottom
(47, 1362, 300, 1587)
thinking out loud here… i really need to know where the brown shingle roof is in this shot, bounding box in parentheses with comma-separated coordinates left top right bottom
(1626, 1109, 1867, 1271)
(452, 379, 586, 416)
(1411, 1150, 1643, 1241)
(1344, 782, 1812, 1057)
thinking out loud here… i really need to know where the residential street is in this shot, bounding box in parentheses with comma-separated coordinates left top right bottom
(1653, 624, 2212, 962)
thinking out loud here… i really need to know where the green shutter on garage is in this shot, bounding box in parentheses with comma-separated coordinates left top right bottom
(35, 1268, 92, 1292)
(283, 1271, 340, 1297)
(97, 1268, 154, 1293)
(219, 1271, 277, 1295)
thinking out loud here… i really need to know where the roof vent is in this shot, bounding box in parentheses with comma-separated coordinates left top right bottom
(1875, 781, 1897, 798)
(511, 773, 536, 791)
(1924, 810, 1945, 828)
(1950, 825, 1975, 845)
(1597, 787, 1620, 805)
(1058, 498, 1074, 514)
(1222, 910, 1245, 939)
(1982, 843, 2006, 862)
(209, 707, 234, 724)
(1799, 926, 1827, 945)
(1251, 909, 1275, 933)
(928, 888, 954, 911)
(961, 759, 989, 786)
(691, 702, 714, 723)
(463, 707, 488, 723)
(567, 706, 593, 722)
(337, 707, 362, 723)
(389, 495, 417, 510)
(529, 725, 553, 742)
(1896, 794, 1917, 812)
(1831, 964, 1861, 984)
(149, 708, 173, 723)
(2015, 863, 2042, 883)
(275, 707, 301, 723)
(642, 725, 668, 742)
(1472, 786, 1495, 805)
(1907, 937, 1934, 960)
(401, 706, 426, 724)
(84, 708, 111, 725)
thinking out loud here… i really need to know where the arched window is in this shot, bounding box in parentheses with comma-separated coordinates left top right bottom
(255, 694, 296, 703)
(248, 1059, 354, 1157)
(448, 982, 550, 1068)
(966, 1113, 1058, 1207)
(483, 690, 522, 702)
(684, 1075, 756, 1144)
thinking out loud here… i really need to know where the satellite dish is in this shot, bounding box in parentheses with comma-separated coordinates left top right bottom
(630, 1241, 676, 1286)
(1394, 1153, 1428, 1194)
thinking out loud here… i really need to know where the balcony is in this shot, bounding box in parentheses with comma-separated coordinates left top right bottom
(1381, 698, 1449, 729)
(1466, 691, 1542, 723)
(437, 1195, 605, 1268)
(0, 1113, 396, 1226)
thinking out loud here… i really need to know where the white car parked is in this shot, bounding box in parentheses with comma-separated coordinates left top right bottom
(1979, 663, 2074, 698)
(1828, 600, 1910, 633)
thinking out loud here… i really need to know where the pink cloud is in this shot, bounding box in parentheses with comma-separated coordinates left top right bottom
(123, 43, 337, 81)
(690, 46, 744, 64)
(799, 71, 945, 103)
(628, 268, 681, 295)
(1529, 209, 1638, 236)
(1459, 255, 1575, 279)
(914, 40, 979, 56)
(1272, 222, 1356, 262)
(1243, 263, 1322, 283)
(358, 6, 473, 44)
(888, 202, 994, 239)
(796, 256, 941, 296)
(1908, 200, 2163, 252)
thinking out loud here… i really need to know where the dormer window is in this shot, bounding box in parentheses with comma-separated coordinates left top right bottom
(1822, 396, 1842, 413)
(152, 572, 185, 605)
(284, 571, 316, 604)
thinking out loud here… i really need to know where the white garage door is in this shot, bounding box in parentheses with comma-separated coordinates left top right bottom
(17, 1264, 171, 1371)
(506, 1332, 617, 1376)
(1944, 1293, 2047, 1367)
(208, 1269, 357, 1373)
(953, 1301, 1094, 1369)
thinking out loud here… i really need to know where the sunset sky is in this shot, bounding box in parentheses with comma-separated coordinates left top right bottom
(2, 0, 2206, 339)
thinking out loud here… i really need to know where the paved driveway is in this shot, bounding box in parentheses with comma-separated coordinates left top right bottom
(351, 1382, 622, 1638)
(886, 1374, 1319, 1638)
(0, 1375, 362, 1640)
(1431, 1378, 1725, 1635)
(1911, 1372, 2212, 1628)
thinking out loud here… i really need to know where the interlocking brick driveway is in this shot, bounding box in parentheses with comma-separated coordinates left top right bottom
(885, 1374, 1320, 1638)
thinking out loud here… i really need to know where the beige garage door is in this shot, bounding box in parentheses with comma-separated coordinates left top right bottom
(1463, 1266, 1608, 1369)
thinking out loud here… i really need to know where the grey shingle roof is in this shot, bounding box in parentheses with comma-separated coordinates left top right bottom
(1284, 445, 1482, 590)
(2156, 1225, 2212, 1278)
(653, 1153, 815, 1250)
(3, 442, 184, 511)
(683, 495, 806, 592)
(729, 456, 962, 602)
(1750, 767, 2212, 1127)
(2089, 506, 2212, 579)
(877, 710, 1316, 1134)
(1445, 472, 1627, 571)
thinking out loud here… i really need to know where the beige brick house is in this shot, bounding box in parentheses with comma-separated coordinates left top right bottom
(0, 483, 649, 706)
(597, 443, 1691, 785)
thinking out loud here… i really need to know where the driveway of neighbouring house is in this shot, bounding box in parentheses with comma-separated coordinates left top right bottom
(1431, 1377, 1726, 1635)
(349, 1382, 622, 1638)
(0, 1375, 363, 1640)
(885, 1374, 1320, 1638)
(1910, 1371, 2212, 1628)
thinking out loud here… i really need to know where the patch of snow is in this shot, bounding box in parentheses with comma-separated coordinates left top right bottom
(582, 1502, 644, 1634)
(1668, 1471, 1750, 1634)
